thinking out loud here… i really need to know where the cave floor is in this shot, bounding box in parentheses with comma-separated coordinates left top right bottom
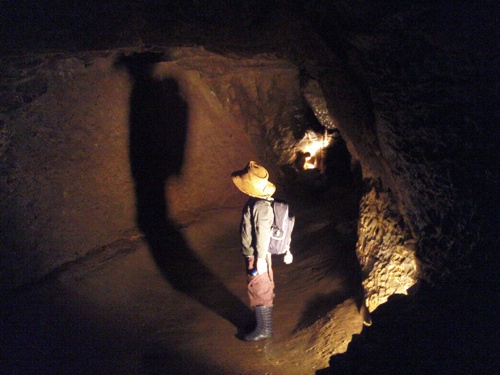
(1, 189, 365, 375)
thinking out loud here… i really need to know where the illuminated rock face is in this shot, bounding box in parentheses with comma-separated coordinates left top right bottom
(356, 189, 419, 311)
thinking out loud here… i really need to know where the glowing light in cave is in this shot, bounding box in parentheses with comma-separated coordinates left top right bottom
(296, 129, 333, 171)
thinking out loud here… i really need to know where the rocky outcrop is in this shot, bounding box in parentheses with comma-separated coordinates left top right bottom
(357, 188, 419, 311)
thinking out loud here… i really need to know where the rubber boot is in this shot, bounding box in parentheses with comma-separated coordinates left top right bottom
(244, 306, 273, 341)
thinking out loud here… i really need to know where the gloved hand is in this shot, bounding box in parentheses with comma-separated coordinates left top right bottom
(284, 251, 293, 264)
(256, 257, 268, 274)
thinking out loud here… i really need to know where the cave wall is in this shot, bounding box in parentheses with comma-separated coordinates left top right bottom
(338, 2, 497, 284)
(288, 2, 498, 310)
(356, 189, 418, 310)
(1, 54, 135, 289)
(0, 48, 301, 290)
(269, 15, 421, 311)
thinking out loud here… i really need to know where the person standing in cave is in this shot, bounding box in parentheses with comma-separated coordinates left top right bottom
(231, 161, 293, 341)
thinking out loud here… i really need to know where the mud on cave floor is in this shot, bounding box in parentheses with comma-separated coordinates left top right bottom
(1, 188, 365, 375)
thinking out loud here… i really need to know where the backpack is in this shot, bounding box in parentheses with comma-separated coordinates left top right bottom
(269, 200, 295, 255)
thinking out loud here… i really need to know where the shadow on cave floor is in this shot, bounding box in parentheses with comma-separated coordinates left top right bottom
(0, 183, 367, 374)
(116, 52, 252, 333)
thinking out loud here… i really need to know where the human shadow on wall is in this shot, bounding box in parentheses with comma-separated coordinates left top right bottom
(115, 52, 252, 333)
